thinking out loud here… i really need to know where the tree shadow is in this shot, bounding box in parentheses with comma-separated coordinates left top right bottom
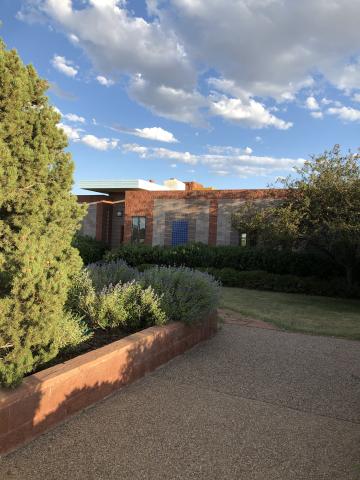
(0, 317, 216, 456)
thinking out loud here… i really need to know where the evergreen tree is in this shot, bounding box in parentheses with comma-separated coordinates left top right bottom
(0, 39, 85, 386)
(232, 145, 360, 287)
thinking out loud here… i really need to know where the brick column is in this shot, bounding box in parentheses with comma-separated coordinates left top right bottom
(208, 199, 218, 245)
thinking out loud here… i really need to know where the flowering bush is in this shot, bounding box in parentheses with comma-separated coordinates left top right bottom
(140, 266, 221, 325)
(67, 262, 220, 328)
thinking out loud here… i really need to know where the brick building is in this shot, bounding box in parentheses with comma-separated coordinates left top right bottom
(78, 178, 285, 248)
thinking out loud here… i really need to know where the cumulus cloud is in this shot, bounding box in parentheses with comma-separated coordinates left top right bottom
(122, 143, 149, 157)
(311, 111, 323, 119)
(209, 94, 292, 129)
(58, 122, 119, 150)
(58, 122, 82, 141)
(63, 112, 85, 123)
(19, 0, 360, 126)
(305, 96, 320, 110)
(54, 108, 86, 124)
(51, 54, 78, 77)
(112, 125, 178, 143)
(327, 106, 360, 122)
(207, 78, 292, 129)
(81, 134, 119, 151)
(96, 75, 115, 87)
(122, 143, 304, 177)
(158, 0, 360, 97)
(29, 0, 195, 90)
(207, 145, 253, 155)
(327, 58, 360, 93)
(128, 75, 206, 125)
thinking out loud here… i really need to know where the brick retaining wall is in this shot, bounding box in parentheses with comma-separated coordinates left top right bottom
(0, 314, 217, 456)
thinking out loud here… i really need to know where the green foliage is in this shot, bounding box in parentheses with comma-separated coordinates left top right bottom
(0, 40, 85, 387)
(54, 312, 93, 350)
(205, 268, 360, 298)
(140, 266, 221, 325)
(95, 282, 166, 330)
(87, 260, 139, 291)
(232, 145, 360, 286)
(67, 262, 220, 328)
(67, 273, 166, 331)
(72, 234, 108, 265)
(106, 242, 342, 279)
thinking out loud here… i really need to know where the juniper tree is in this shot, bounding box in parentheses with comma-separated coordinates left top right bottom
(0, 39, 85, 386)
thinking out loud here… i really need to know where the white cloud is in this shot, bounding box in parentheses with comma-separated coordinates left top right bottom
(113, 125, 178, 143)
(170, 163, 177, 168)
(57, 122, 82, 141)
(159, 0, 360, 98)
(68, 33, 79, 43)
(134, 127, 178, 143)
(209, 93, 292, 130)
(352, 93, 360, 103)
(51, 55, 78, 77)
(81, 134, 119, 151)
(123, 143, 149, 157)
(29, 0, 196, 92)
(207, 145, 252, 155)
(122, 143, 304, 177)
(327, 106, 360, 122)
(63, 112, 85, 123)
(327, 58, 360, 92)
(305, 96, 320, 110)
(20, 0, 360, 126)
(129, 75, 206, 125)
(154, 147, 198, 165)
(311, 111, 323, 119)
(54, 108, 85, 123)
(58, 121, 119, 150)
(96, 75, 115, 87)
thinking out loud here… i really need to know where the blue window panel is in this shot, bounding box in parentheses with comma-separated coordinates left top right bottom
(171, 220, 189, 246)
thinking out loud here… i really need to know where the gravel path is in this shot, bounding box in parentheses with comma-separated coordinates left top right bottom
(1, 323, 360, 479)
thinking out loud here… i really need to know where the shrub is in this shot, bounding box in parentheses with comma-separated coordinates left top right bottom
(106, 243, 345, 279)
(66, 269, 96, 319)
(0, 40, 85, 387)
(205, 268, 360, 298)
(140, 266, 221, 324)
(87, 260, 139, 291)
(73, 280, 166, 330)
(72, 234, 108, 265)
(54, 312, 93, 349)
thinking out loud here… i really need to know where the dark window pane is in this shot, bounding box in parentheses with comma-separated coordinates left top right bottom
(131, 216, 146, 244)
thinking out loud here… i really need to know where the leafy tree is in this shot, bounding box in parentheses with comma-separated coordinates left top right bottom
(232, 145, 360, 287)
(0, 39, 85, 386)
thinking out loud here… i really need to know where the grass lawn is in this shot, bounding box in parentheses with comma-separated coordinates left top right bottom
(221, 287, 360, 341)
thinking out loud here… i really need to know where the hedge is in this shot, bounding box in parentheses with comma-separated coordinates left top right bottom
(73, 234, 108, 265)
(105, 243, 347, 279)
(202, 268, 360, 298)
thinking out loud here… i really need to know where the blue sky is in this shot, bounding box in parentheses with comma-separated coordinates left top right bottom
(2, 0, 360, 193)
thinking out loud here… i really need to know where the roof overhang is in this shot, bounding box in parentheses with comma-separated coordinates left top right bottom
(79, 179, 174, 193)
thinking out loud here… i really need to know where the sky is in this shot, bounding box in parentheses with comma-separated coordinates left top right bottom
(1, 0, 360, 194)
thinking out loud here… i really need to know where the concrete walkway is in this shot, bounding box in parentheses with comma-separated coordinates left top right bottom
(1, 323, 360, 479)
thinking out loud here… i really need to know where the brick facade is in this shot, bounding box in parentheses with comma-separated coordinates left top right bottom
(78, 188, 286, 248)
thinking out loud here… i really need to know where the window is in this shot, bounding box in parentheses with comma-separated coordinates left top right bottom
(240, 233, 247, 247)
(131, 216, 146, 243)
(171, 220, 189, 246)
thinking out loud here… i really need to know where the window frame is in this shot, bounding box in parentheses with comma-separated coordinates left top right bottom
(131, 216, 146, 244)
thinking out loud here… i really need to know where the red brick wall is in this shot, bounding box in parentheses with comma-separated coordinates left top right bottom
(0, 315, 218, 456)
(122, 189, 287, 245)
